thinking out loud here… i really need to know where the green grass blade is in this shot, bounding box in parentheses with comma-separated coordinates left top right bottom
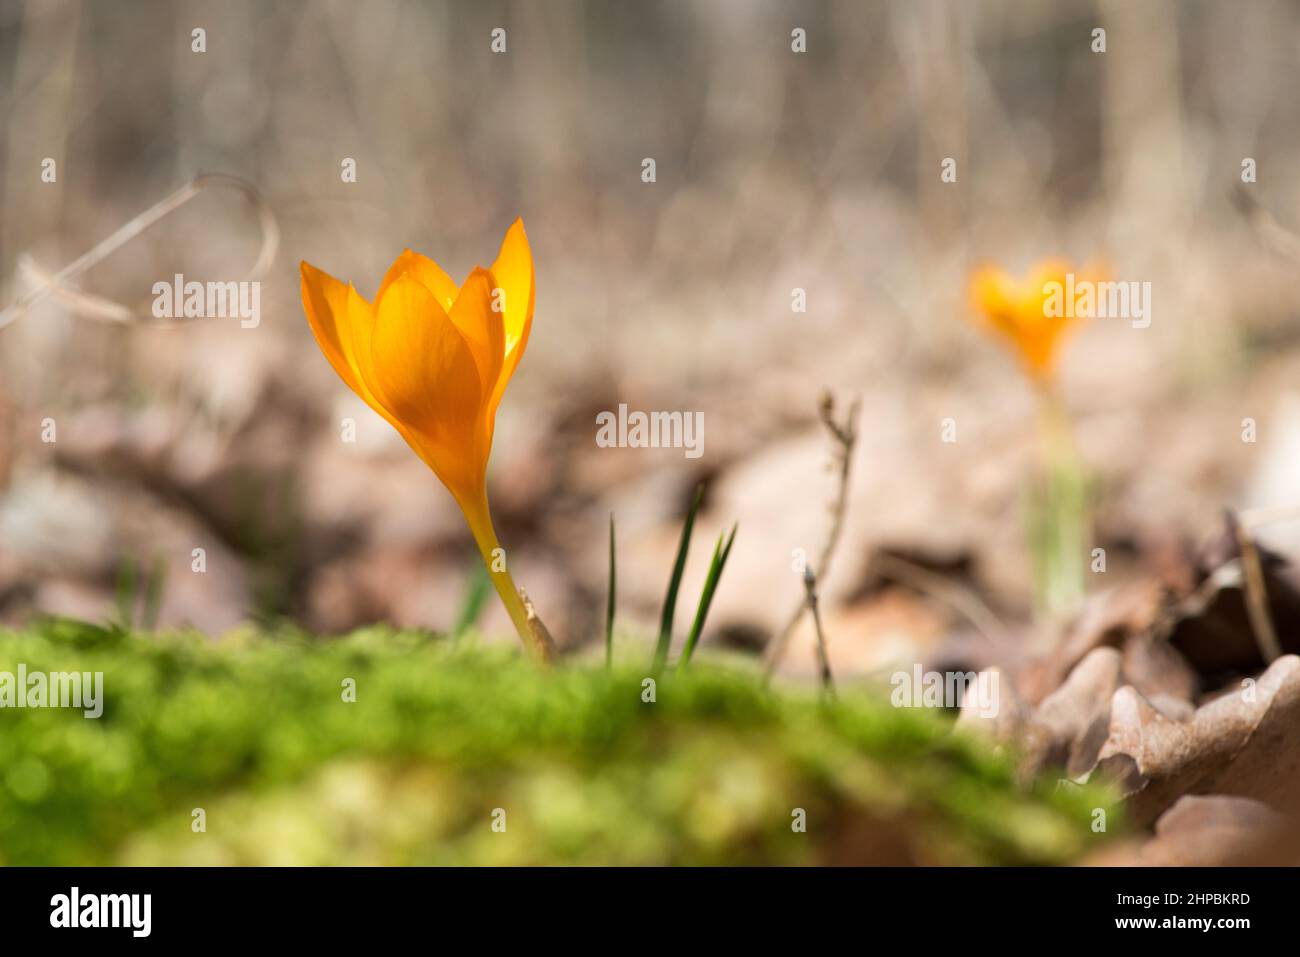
(605, 512, 616, 668)
(653, 484, 704, 671)
(677, 523, 737, 672)
(452, 563, 492, 636)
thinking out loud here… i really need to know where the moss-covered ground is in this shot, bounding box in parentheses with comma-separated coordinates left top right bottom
(0, 619, 1115, 865)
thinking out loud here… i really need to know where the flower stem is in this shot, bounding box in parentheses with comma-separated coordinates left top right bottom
(1029, 379, 1089, 626)
(458, 491, 556, 666)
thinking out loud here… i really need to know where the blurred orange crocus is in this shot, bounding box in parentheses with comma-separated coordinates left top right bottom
(300, 220, 554, 663)
(968, 258, 1099, 624)
(968, 260, 1089, 381)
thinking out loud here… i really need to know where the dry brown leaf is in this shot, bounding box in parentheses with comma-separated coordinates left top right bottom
(1121, 635, 1199, 706)
(1134, 795, 1298, 866)
(1028, 647, 1123, 778)
(1096, 654, 1300, 825)
(959, 649, 1120, 781)
(1019, 582, 1162, 705)
(1163, 523, 1300, 678)
(1080, 793, 1298, 866)
(955, 666, 1029, 749)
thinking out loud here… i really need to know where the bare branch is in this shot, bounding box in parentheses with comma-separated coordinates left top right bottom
(803, 563, 835, 696)
(765, 390, 860, 677)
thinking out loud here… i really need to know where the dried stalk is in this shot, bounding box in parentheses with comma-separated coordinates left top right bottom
(802, 564, 835, 696)
(0, 172, 278, 331)
(1232, 185, 1300, 268)
(764, 391, 860, 677)
(871, 552, 1007, 643)
(1228, 509, 1283, 665)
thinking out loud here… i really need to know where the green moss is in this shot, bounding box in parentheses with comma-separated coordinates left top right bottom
(0, 618, 1115, 865)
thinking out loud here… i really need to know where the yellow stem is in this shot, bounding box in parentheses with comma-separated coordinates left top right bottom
(457, 490, 555, 665)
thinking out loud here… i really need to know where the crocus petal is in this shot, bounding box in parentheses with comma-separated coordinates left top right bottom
(969, 259, 1084, 380)
(368, 275, 484, 494)
(376, 249, 460, 313)
(301, 261, 365, 396)
(447, 267, 506, 405)
(488, 218, 535, 406)
(340, 285, 402, 419)
(969, 266, 1009, 318)
(302, 261, 405, 428)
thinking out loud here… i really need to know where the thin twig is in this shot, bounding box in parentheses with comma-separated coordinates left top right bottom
(0, 172, 278, 331)
(1228, 509, 1283, 664)
(871, 553, 1008, 643)
(1232, 184, 1300, 269)
(802, 564, 835, 696)
(764, 391, 860, 677)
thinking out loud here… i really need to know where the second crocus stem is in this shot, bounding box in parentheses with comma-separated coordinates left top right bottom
(1031, 379, 1089, 625)
(458, 491, 556, 666)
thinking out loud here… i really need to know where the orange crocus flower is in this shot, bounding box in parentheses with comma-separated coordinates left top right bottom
(968, 260, 1089, 381)
(300, 220, 553, 663)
